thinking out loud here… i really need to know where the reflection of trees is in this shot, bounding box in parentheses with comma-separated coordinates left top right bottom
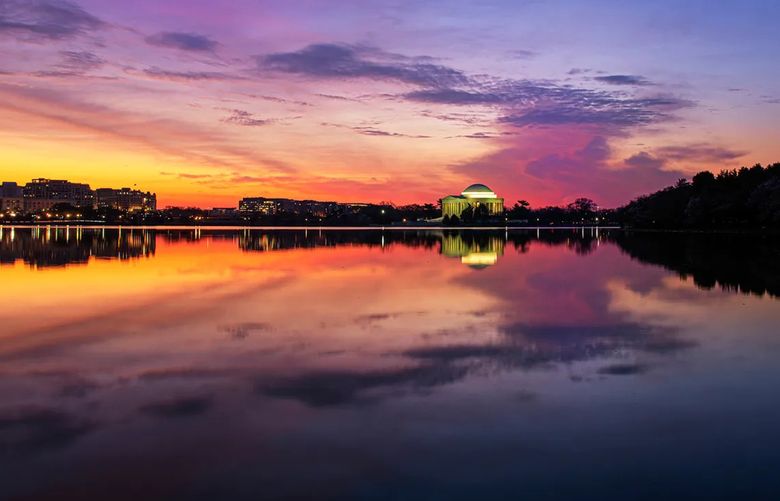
(608, 231, 780, 298)
(526, 228, 601, 255)
(238, 230, 442, 252)
(0, 227, 155, 268)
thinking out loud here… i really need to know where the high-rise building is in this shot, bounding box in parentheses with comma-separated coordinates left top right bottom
(239, 197, 280, 214)
(0, 182, 24, 212)
(23, 178, 95, 208)
(1, 182, 23, 198)
(239, 197, 340, 217)
(95, 187, 157, 211)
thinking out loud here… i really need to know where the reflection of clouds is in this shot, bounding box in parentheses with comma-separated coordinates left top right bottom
(502, 322, 678, 343)
(139, 396, 213, 418)
(258, 364, 470, 407)
(405, 323, 691, 368)
(218, 322, 270, 339)
(0, 407, 96, 455)
(605, 277, 721, 328)
(27, 369, 103, 399)
(354, 311, 427, 326)
(597, 363, 649, 375)
(137, 367, 237, 382)
(257, 319, 696, 407)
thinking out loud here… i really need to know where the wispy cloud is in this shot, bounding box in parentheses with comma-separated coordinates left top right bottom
(261, 43, 468, 88)
(594, 74, 653, 86)
(145, 31, 218, 52)
(222, 109, 268, 127)
(57, 50, 104, 73)
(139, 67, 241, 82)
(0, 0, 104, 41)
(653, 144, 747, 163)
(322, 121, 430, 138)
(0, 82, 293, 174)
(508, 49, 537, 59)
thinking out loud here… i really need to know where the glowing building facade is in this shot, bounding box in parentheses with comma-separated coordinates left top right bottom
(441, 184, 504, 219)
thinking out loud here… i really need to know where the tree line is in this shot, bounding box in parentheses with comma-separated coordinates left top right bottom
(617, 163, 780, 229)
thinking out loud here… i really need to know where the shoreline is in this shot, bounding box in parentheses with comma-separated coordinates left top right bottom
(1, 224, 617, 231)
(1, 224, 778, 234)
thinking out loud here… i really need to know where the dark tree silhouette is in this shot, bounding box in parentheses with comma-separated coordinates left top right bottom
(619, 163, 780, 228)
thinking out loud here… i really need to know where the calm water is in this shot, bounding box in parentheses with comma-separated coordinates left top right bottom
(1, 227, 779, 500)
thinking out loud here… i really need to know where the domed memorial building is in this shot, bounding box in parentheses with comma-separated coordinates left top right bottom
(441, 184, 504, 219)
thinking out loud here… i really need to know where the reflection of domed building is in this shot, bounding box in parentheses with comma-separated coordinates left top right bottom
(442, 184, 504, 219)
(440, 232, 505, 269)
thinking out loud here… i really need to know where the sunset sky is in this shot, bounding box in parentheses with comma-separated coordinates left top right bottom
(1, 0, 778, 208)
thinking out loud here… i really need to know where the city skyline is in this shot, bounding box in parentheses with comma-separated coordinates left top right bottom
(0, 177, 157, 212)
(1, 1, 779, 208)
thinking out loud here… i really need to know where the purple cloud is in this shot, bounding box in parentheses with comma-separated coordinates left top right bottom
(502, 104, 664, 128)
(624, 152, 665, 170)
(452, 133, 686, 207)
(410, 80, 691, 129)
(59, 50, 104, 72)
(406, 88, 507, 104)
(145, 31, 218, 52)
(523, 137, 683, 203)
(595, 74, 652, 86)
(0, 0, 103, 41)
(653, 144, 747, 163)
(261, 43, 468, 88)
(222, 109, 267, 127)
(321, 122, 430, 138)
(140, 67, 240, 81)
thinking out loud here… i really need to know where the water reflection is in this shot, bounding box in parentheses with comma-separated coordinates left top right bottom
(613, 231, 780, 297)
(2, 226, 778, 299)
(440, 231, 504, 268)
(0, 226, 155, 268)
(1, 226, 779, 500)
